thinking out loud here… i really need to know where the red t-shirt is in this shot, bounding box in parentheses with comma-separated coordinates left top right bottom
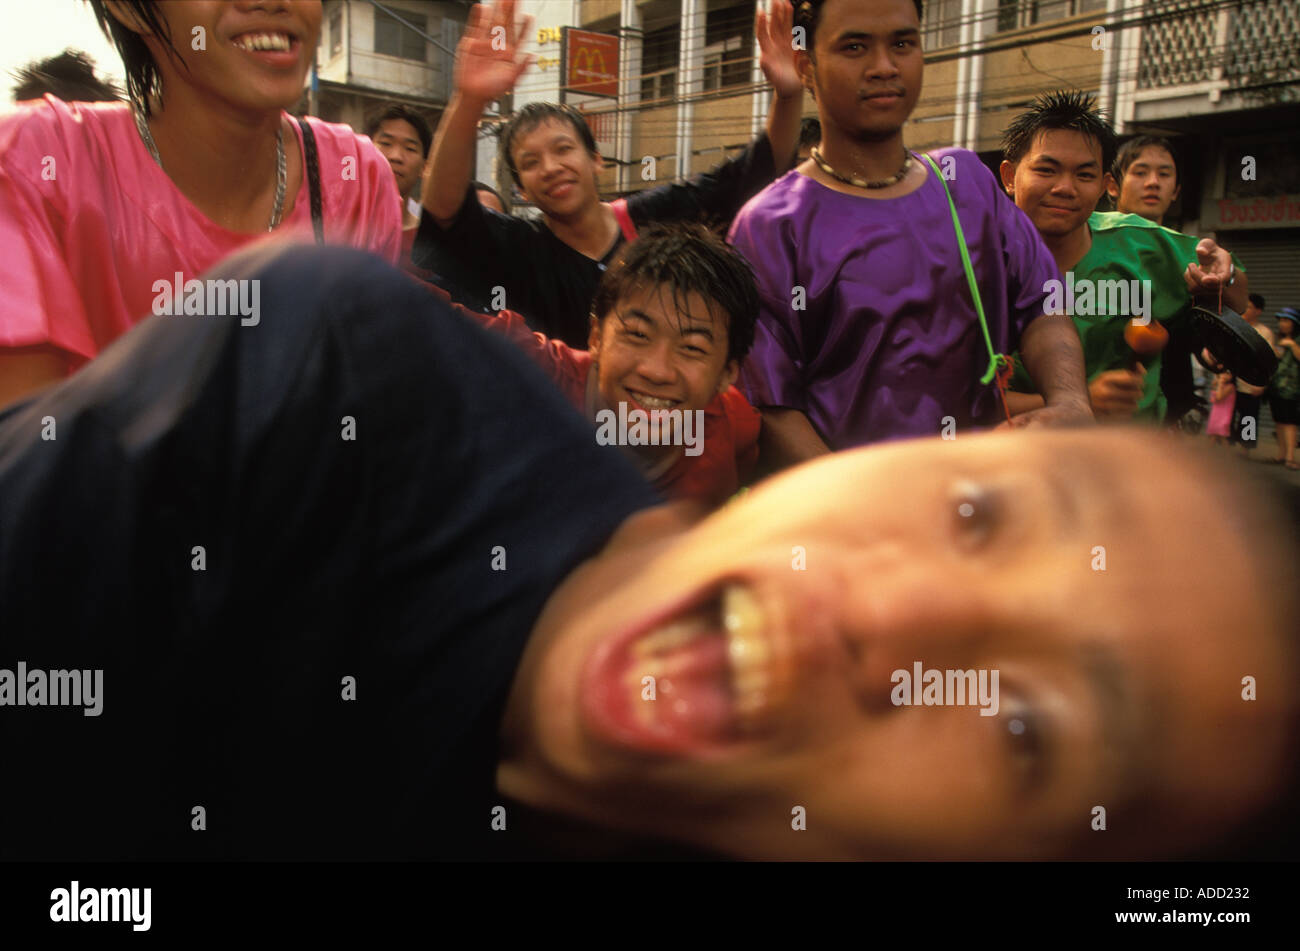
(0, 95, 402, 370)
(425, 288, 759, 505)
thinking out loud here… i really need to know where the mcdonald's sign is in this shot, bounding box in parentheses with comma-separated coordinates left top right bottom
(563, 28, 619, 99)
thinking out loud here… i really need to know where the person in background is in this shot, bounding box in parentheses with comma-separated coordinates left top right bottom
(416, 0, 805, 348)
(999, 92, 1245, 425)
(730, 0, 1091, 466)
(11, 48, 122, 103)
(1231, 294, 1275, 453)
(1206, 370, 1236, 447)
(365, 102, 432, 257)
(1269, 306, 1300, 469)
(1107, 135, 1180, 226)
(432, 223, 761, 507)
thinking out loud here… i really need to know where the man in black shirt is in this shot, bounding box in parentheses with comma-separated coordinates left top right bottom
(415, 0, 805, 346)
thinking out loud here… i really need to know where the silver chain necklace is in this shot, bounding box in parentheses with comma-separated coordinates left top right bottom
(132, 103, 287, 232)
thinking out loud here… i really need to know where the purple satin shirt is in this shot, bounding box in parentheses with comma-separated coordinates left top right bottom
(728, 147, 1059, 448)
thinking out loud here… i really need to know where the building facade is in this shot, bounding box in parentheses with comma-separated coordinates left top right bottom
(304, 0, 470, 143)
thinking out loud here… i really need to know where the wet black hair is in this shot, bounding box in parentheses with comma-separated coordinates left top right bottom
(1112, 134, 1179, 184)
(590, 223, 759, 365)
(1249, 293, 1266, 311)
(499, 102, 599, 187)
(1001, 89, 1119, 176)
(84, 0, 183, 117)
(365, 103, 433, 158)
(794, 0, 925, 50)
(12, 48, 123, 103)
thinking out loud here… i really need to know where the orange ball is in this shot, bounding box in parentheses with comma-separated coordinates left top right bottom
(1124, 319, 1169, 357)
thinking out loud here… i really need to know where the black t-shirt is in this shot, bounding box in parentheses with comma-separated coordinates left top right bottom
(413, 134, 779, 347)
(0, 244, 658, 859)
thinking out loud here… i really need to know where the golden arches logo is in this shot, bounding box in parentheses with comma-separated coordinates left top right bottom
(571, 47, 612, 85)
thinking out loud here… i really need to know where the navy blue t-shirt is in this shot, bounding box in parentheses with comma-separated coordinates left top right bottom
(0, 244, 657, 859)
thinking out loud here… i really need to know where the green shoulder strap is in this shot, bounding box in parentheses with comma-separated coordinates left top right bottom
(920, 152, 1005, 386)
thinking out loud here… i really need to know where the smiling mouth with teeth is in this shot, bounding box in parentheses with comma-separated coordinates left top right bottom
(232, 33, 295, 53)
(584, 583, 777, 754)
(628, 393, 679, 411)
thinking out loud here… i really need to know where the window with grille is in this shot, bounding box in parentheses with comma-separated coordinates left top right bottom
(375, 8, 427, 62)
(704, 3, 751, 89)
(997, 0, 1108, 32)
(640, 22, 679, 102)
(924, 0, 964, 49)
(329, 8, 342, 59)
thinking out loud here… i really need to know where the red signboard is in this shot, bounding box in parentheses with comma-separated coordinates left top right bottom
(564, 28, 619, 98)
(1213, 194, 1300, 227)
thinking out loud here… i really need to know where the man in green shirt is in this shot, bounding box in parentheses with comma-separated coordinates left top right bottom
(995, 92, 1248, 422)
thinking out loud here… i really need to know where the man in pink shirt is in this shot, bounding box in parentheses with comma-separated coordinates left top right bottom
(0, 0, 401, 409)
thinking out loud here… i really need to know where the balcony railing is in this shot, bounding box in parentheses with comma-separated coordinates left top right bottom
(1137, 0, 1300, 96)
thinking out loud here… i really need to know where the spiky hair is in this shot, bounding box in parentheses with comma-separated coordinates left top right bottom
(1001, 90, 1118, 173)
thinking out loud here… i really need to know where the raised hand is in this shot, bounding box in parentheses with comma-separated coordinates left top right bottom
(1184, 238, 1234, 296)
(454, 1, 535, 106)
(757, 0, 803, 100)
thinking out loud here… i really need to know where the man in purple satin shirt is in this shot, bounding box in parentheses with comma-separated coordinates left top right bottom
(728, 0, 1092, 467)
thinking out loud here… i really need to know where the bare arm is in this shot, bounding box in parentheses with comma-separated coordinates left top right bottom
(757, 406, 830, 472)
(0, 347, 66, 411)
(422, 1, 533, 226)
(1005, 314, 1093, 428)
(757, 1, 804, 174)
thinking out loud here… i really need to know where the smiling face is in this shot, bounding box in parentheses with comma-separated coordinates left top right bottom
(372, 117, 426, 200)
(798, 0, 924, 144)
(1001, 129, 1112, 240)
(587, 283, 738, 442)
(499, 429, 1296, 860)
(111, 0, 320, 113)
(1110, 145, 1180, 223)
(510, 117, 602, 219)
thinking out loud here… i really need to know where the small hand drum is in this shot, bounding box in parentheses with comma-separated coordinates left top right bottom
(1189, 302, 1278, 388)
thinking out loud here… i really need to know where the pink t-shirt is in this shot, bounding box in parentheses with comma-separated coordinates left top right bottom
(0, 95, 402, 370)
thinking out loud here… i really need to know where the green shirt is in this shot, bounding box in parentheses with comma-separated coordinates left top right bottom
(1010, 212, 1227, 422)
(1272, 348, 1300, 400)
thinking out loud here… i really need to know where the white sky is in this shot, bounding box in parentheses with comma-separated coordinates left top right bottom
(0, 0, 125, 99)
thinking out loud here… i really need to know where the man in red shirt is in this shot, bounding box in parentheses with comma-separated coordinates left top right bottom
(433, 223, 761, 507)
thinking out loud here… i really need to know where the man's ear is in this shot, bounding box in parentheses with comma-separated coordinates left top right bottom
(1105, 176, 1120, 201)
(103, 0, 154, 36)
(587, 315, 603, 356)
(998, 160, 1017, 197)
(797, 50, 815, 97)
(1171, 181, 1182, 202)
(717, 358, 740, 394)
